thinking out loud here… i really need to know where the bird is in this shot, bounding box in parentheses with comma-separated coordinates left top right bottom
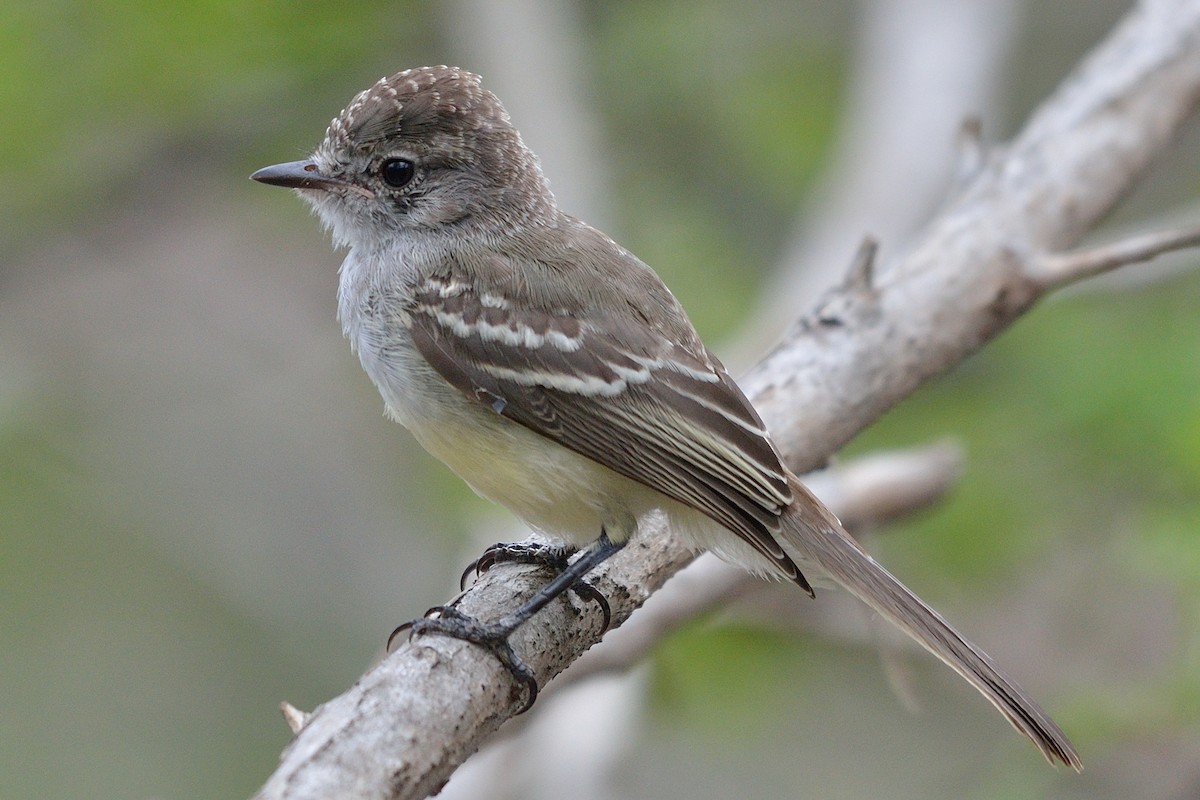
(251, 65, 1080, 769)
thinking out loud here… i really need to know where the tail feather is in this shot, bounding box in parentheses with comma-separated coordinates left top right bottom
(781, 475, 1082, 770)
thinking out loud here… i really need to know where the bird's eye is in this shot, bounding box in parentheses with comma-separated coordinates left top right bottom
(380, 158, 415, 188)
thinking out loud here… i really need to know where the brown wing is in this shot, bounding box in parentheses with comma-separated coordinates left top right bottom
(407, 272, 811, 589)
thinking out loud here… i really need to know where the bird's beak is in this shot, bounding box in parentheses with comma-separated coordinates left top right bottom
(251, 160, 352, 193)
(251, 160, 376, 199)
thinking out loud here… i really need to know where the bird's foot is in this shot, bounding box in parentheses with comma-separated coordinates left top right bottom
(460, 541, 611, 631)
(389, 605, 540, 713)
(460, 541, 573, 588)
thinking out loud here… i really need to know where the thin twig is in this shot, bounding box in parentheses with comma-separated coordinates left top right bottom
(1034, 225, 1200, 289)
(845, 236, 880, 291)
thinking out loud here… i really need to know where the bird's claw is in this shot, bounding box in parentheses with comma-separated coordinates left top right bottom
(568, 580, 612, 632)
(460, 541, 573, 589)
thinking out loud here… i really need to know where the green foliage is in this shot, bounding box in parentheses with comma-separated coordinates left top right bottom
(0, 417, 278, 798)
(651, 623, 811, 732)
(596, 0, 845, 340)
(846, 274, 1200, 590)
(599, 0, 844, 204)
(0, 1, 429, 229)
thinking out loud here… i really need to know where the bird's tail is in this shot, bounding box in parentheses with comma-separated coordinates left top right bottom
(779, 473, 1082, 770)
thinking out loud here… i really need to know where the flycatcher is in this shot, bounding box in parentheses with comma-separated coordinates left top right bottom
(252, 65, 1079, 769)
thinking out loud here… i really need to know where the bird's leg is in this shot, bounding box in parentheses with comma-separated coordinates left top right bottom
(392, 531, 625, 712)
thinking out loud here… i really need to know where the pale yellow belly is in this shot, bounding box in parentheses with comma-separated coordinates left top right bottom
(404, 401, 658, 547)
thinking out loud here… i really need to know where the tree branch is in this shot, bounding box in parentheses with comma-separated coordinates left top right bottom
(255, 2, 1200, 797)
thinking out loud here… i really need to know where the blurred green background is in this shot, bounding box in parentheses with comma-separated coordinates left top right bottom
(2, 1, 1198, 798)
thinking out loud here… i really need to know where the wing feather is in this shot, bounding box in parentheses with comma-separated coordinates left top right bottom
(409, 273, 806, 585)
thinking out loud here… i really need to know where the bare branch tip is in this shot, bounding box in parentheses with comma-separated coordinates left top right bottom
(954, 115, 987, 183)
(846, 236, 880, 291)
(923, 437, 966, 472)
(957, 115, 983, 148)
(280, 701, 312, 735)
